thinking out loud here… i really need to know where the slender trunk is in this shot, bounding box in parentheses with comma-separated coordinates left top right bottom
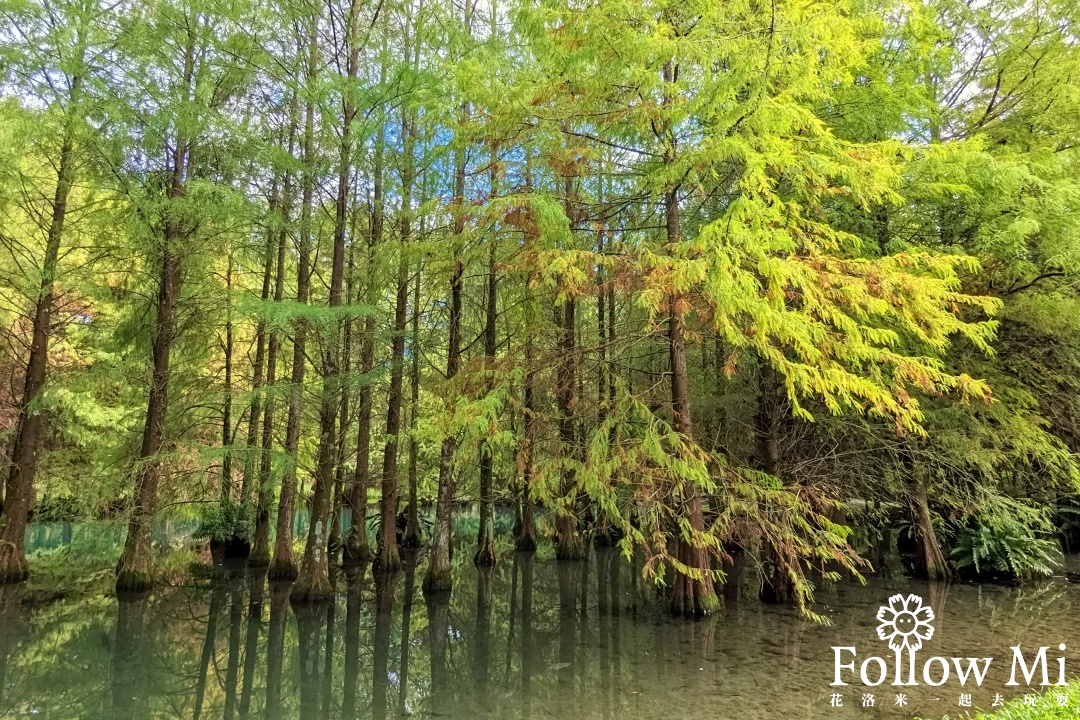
(555, 176, 583, 561)
(0, 76, 80, 583)
(659, 56, 715, 616)
(402, 104, 422, 550)
(403, 258, 422, 547)
(327, 305, 351, 561)
(755, 364, 791, 604)
(666, 198, 716, 617)
(475, 149, 498, 567)
(239, 181, 277, 505)
(905, 445, 949, 580)
(593, 181, 612, 547)
(345, 42, 386, 564)
(294, 0, 344, 602)
(220, 256, 234, 502)
(375, 256, 407, 573)
(515, 156, 538, 553)
(345, 308, 374, 562)
(515, 324, 538, 551)
(251, 165, 293, 566)
(116, 81, 189, 593)
(270, 21, 317, 583)
(425, 83, 470, 593)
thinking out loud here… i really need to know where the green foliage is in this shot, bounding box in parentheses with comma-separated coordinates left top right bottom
(193, 502, 255, 542)
(950, 523, 1061, 580)
(0, 0, 1078, 620)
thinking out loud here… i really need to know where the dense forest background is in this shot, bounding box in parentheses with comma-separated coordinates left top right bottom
(0, 0, 1077, 615)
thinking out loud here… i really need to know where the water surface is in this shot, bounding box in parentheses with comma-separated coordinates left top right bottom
(1, 528, 1078, 719)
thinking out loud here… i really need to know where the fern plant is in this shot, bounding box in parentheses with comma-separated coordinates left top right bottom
(951, 522, 1062, 580)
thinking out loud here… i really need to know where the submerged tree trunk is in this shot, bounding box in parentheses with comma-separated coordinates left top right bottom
(475, 150, 498, 567)
(251, 167, 292, 567)
(905, 445, 949, 580)
(0, 76, 80, 583)
(403, 257, 422, 548)
(239, 180, 276, 506)
(754, 364, 792, 604)
(345, 38, 388, 565)
(515, 158, 538, 554)
(555, 175, 584, 561)
(664, 179, 717, 615)
(220, 256, 235, 502)
(425, 81, 470, 593)
(515, 327, 538, 551)
(294, 0, 347, 603)
(375, 256, 408, 574)
(116, 120, 188, 594)
(270, 20, 317, 583)
(345, 304, 375, 562)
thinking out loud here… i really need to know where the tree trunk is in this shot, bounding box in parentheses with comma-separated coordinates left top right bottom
(475, 148, 498, 567)
(515, 157, 538, 553)
(251, 164, 293, 567)
(327, 307, 351, 562)
(905, 445, 949, 580)
(239, 180, 277, 506)
(293, 0, 345, 603)
(555, 175, 584, 561)
(116, 126, 187, 594)
(515, 324, 538, 552)
(345, 38, 387, 565)
(345, 307, 374, 563)
(403, 256, 422, 548)
(0, 76, 80, 583)
(664, 177, 716, 616)
(375, 256, 408, 574)
(425, 90, 469, 594)
(270, 21, 317, 583)
(220, 255, 234, 502)
(753, 364, 793, 604)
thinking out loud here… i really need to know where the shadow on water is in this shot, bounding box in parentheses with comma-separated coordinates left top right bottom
(3, 521, 1080, 719)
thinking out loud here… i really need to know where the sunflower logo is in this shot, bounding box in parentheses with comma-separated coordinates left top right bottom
(876, 593, 935, 652)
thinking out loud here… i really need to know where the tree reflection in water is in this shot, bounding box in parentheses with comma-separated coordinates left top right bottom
(1, 527, 1079, 720)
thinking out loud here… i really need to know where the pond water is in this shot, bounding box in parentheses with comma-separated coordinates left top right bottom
(2, 522, 1079, 720)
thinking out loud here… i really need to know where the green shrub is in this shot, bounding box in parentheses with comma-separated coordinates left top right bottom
(950, 522, 1062, 579)
(193, 501, 255, 542)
